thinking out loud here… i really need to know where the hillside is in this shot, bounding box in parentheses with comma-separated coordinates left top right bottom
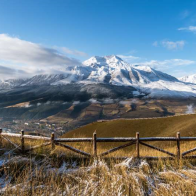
(63, 114, 196, 138)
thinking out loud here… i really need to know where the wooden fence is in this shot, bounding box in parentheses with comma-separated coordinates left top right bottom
(1, 129, 196, 160)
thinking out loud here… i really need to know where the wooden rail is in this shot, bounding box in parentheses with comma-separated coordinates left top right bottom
(1, 129, 196, 159)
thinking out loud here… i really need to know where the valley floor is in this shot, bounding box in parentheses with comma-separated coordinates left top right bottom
(1, 98, 196, 136)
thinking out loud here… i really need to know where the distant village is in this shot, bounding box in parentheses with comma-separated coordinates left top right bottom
(0, 118, 66, 137)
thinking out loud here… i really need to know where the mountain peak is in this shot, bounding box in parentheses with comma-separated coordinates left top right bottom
(105, 55, 123, 61)
(83, 55, 124, 66)
(1, 53, 194, 98)
(179, 74, 196, 84)
(83, 56, 106, 66)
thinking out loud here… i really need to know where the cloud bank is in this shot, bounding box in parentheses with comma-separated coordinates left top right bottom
(153, 40, 185, 50)
(118, 55, 140, 63)
(62, 47, 88, 57)
(0, 34, 195, 80)
(178, 26, 196, 33)
(140, 59, 195, 70)
(162, 40, 185, 50)
(0, 34, 81, 79)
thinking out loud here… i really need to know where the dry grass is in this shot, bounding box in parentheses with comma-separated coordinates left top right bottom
(2, 115, 196, 195)
(2, 153, 196, 195)
(63, 114, 196, 139)
(3, 132, 196, 159)
(2, 137, 196, 195)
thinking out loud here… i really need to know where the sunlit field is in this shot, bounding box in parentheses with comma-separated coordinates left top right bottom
(2, 114, 196, 195)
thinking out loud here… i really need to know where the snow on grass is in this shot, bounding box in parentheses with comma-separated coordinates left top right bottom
(2, 152, 196, 195)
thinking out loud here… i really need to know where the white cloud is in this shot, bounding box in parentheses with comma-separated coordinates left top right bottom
(73, 101, 80, 105)
(126, 50, 137, 54)
(0, 65, 27, 79)
(153, 40, 185, 50)
(103, 98, 114, 104)
(0, 34, 194, 80)
(178, 26, 196, 33)
(0, 34, 80, 66)
(0, 34, 82, 78)
(89, 98, 100, 104)
(119, 100, 132, 105)
(140, 59, 195, 70)
(118, 55, 140, 63)
(161, 40, 185, 50)
(62, 47, 87, 57)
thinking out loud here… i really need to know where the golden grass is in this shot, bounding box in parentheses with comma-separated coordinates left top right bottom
(2, 134, 196, 159)
(2, 115, 196, 194)
(63, 114, 196, 139)
(2, 138, 196, 195)
(2, 153, 196, 195)
(5, 101, 31, 108)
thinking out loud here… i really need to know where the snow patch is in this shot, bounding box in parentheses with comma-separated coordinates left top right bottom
(186, 104, 195, 114)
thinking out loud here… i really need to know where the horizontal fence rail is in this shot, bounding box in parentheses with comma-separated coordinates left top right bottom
(1, 129, 196, 160)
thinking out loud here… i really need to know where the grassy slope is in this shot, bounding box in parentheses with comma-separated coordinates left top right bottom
(63, 114, 196, 138)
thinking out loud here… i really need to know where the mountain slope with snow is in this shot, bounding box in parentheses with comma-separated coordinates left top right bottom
(1, 55, 196, 98)
(179, 74, 196, 84)
(0, 79, 26, 89)
(82, 55, 178, 86)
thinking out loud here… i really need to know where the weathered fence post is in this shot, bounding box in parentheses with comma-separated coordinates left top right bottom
(0, 128, 2, 147)
(93, 131, 97, 157)
(176, 132, 181, 159)
(136, 132, 140, 158)
(51, 132, 55, 150)
(21, 130, 25, 153)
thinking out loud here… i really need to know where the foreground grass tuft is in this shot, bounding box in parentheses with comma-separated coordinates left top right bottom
(1, 155, 196, 195)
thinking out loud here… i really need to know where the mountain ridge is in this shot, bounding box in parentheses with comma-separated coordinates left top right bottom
(179, 74, 196, 84)
(0, 55, 196, 98)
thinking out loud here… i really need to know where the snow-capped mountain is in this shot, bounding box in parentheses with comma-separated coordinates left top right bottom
(0, 78, 26, 89)
(179, 74, 196, 84)
(0, 66, 90, 88)
(1, 55, 196, 98)
(82, 55, 178, 85)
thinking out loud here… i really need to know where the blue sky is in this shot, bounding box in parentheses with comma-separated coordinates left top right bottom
(0, 0, 196, 79)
